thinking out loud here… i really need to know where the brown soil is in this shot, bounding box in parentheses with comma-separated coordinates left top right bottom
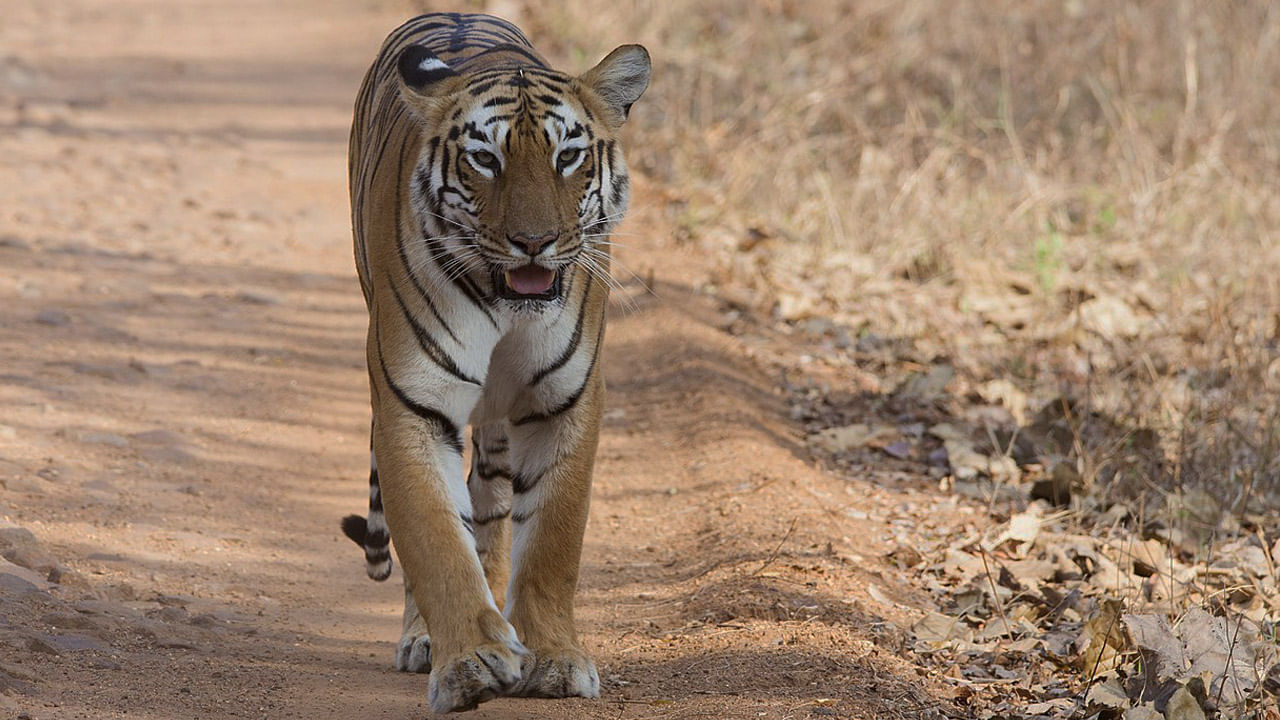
(0, 1, 958, 718)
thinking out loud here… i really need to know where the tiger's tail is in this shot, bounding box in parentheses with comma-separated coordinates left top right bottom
(341, 453, 392, 581)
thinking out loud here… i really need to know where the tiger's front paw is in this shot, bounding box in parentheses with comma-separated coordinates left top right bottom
(427, 640, 525, 713)
(511, 648, 600, 699)
(395, 632, 431, 673)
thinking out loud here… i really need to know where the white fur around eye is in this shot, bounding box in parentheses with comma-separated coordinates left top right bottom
(465, 146, 502, 177)
(555, 145, 587, 175)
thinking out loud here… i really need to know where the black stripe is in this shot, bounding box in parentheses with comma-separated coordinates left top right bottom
(389, 277, 482, 386)
(395, 230, 460, 344)
(467, 77, 503, 96)
(596, 138, 607, 197)
(478, 43, 547, 69)
(475, 435, 508, 454)
(424, 242, 499, 328)
(512, 471, 541, 494)
(512, 320, 604, 426)
(365, 547, 390, 562)
(475, 462, 510, 480)
(529, 274, 592, 384)
(380, 18, 439, 68)
(511, 510, 532, 523)
(474, 650, 505, 680)
(365, 527, 390, 546)
(474, 510, 510, 526)
(611, 172, 629, 207)
(460, 274, 496, 311)
(376, 330, 464, 454)
(416, 218, 499, 329)
(434, 144, 460, 207)
(460, 513, 475, 534)
(352, 102, 410, 296)
(368, 466, 384, 512)
(379, 113, 462, 351)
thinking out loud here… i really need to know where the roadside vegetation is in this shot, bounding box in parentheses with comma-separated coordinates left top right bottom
(487, 1, 1280, 717)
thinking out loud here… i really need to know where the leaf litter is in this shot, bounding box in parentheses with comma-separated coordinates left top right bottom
(779, 327, 1280, 718)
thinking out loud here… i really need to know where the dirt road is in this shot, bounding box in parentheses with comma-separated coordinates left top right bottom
(0, 1, 948, 718)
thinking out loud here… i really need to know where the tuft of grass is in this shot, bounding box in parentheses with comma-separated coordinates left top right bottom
(1032, 227, 1062, 295)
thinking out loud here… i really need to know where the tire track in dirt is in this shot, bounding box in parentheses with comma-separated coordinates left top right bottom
(0, 1, 953, 718)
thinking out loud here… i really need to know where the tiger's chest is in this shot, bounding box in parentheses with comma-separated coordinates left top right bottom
(468, 289, 603, 428)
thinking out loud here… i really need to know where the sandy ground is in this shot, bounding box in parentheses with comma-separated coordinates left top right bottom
(0, 1, 957, 718)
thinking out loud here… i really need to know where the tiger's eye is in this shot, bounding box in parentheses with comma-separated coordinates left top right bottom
(470, 150, 500, 171)
(556, 148, 582, 171)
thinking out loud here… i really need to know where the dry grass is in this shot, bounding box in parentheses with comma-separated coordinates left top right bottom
(489, 0, 1280, 509)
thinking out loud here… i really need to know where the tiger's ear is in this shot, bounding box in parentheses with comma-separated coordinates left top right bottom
(397, 46, 464, 120)
(579, 44, 650, 125)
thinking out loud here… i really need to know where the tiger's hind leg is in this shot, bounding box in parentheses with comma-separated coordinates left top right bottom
(468, 424, 513, 608)
(397, 580, 432, 672)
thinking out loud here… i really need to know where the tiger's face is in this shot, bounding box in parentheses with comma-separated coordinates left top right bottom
(398, 46, 650, 304)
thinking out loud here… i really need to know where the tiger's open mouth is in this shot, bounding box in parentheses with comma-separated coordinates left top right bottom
(494, 264, 561, 301)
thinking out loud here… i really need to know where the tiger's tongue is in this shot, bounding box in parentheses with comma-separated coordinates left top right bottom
(505, 265, 556, 295)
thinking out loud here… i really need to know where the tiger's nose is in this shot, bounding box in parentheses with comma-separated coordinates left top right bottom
(509, 231, 557, 257)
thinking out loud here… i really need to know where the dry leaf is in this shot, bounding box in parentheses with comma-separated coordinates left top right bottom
(941, 548, 985, 580)
(1163, 684, 1207, 720)
(984, 509, 1041, 557)
(1007, 511, 1041, 545)
(912, 611, 968, 646)
(1006, 636, 1041, 653)
(897, 364, 954, 401)
(1122, 704, 1164, 720)
(1078, 598, 1127, 674)
(1003, 558, 1056, 584)
(1129, 539, 1168, 577)
(1235, 544, 1272, 579)
(866, 584, 904, 609)
(810, 423, 897, 453)
(1085, 676, 1129, 708)
(1024, 698, 1073, 714)
(927, 423, 968, 442)
(1078, 295, 1145, 338)
(976, 379, 1029, 425)
(1180, 607, 1259, 706)
(1123, 614, 1186, 682)
(944, 439, 987, 481)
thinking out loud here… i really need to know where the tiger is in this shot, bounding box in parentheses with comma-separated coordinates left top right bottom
(338, 11, 649, 713)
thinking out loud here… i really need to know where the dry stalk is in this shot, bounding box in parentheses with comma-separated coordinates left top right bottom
(751, 517, 797, 577)
(977, 546, 1013, 639)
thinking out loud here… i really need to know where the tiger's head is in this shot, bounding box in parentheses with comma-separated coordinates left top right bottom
(397, 44, 650, 304)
